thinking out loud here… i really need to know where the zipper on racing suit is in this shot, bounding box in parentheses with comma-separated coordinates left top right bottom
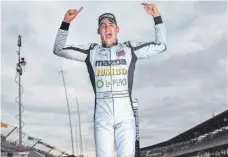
(109, 47, 115, 123)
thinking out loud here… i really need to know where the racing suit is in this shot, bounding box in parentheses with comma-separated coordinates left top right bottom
(53, 16, 167, 157)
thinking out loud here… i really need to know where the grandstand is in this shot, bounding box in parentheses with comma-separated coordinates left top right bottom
(140, 110, 228, 157)
(1, 123, 69, 157)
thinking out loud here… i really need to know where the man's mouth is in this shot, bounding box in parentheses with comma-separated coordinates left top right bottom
(105, 33, 112, 39)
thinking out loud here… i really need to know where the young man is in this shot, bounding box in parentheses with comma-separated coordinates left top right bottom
(53, 3, 167, 157)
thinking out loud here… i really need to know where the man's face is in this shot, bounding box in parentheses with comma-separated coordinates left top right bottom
(98, 18, 119, 45)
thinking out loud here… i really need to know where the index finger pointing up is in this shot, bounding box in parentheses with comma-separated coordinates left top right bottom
(77, 7, 83, 13)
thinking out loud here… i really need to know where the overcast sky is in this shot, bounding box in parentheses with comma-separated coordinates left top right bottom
(1, 1, 227, 157)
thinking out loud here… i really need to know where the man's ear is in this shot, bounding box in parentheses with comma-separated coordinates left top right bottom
(116, 26, 119, 33)
(97, 28, 100, 35)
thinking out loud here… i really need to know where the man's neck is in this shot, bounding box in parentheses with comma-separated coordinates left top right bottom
(102, 40, 118, 48)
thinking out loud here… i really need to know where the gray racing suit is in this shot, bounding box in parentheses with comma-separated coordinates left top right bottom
(53, 16, 167, 157)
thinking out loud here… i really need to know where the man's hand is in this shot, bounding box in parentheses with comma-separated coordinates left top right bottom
(141, 3, 160, 17)
(63, 7, 83, 23)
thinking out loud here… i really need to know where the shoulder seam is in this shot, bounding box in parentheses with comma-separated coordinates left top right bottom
(89, 43, 98, 50)
(134, 42, 159, 51)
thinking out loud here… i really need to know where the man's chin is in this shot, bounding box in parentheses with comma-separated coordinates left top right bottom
(104, 40, 116, 45)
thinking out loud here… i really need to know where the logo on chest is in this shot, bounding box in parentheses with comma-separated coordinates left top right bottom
(116, 50, 125, 57)
(95, 59, 126, 66)
(96, 68, 128, 76)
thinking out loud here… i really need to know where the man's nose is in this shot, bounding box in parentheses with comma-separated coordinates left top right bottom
(105, 26, 111, 31)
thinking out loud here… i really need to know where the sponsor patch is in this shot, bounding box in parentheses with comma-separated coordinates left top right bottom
(95, 59, 126, 66)
(96, 68, 127, 76)
(96, 79, 128, 88)
(116, 50, 125, 57)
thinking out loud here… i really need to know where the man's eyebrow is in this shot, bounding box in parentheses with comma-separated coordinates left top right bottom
(100, 22, 114, 27)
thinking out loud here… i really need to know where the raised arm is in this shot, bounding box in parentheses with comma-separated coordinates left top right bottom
(53, 8, 95, 62)
(128, 3, 167, 59)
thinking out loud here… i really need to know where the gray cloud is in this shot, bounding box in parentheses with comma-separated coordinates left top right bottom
(134, 36, 226, 88)
(194, 1, 227, 15)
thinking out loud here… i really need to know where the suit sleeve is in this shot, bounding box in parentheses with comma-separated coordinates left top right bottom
(128, 16, 167, 59)
(53, 22, 94, 62)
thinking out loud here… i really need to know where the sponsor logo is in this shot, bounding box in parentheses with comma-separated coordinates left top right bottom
(100, 14, 114, 19)
(96, 79, 127, 88)
(95, 59, 126, 66)
(116, 50, 125, 57)
(100, 48, 106, 52)
(96, 91, 129, 98)
(97, 52, 108, 57)
(96, 68, 127, 76)
(134, 109, 140, 141)
(96, 79, 104, 88)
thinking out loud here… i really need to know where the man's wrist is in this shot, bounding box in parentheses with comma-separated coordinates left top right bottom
(154, 16, 163, 25)
(60, 21, 70, 30)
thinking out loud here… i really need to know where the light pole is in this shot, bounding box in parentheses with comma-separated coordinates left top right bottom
(76, 97, 83, 156)
(16, 35, 26, 149)
(59, 68, 74, 155)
